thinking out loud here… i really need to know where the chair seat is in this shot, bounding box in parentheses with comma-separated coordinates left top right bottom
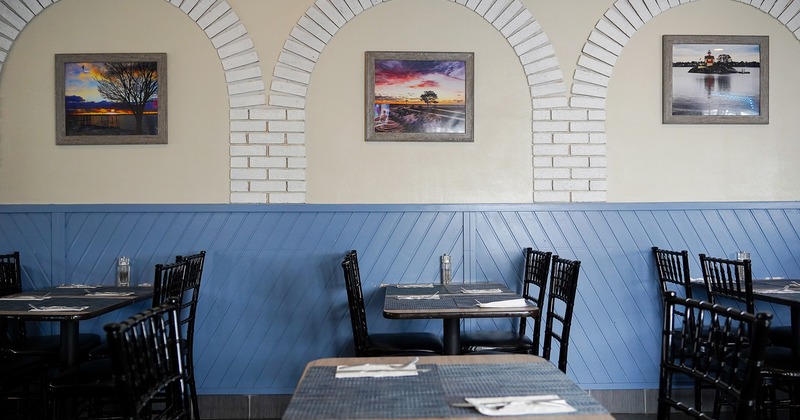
(763, 346, 800, 375)
(768, 325, 795, 348)
(460, 330, 533, 354)
(367, 332, 444, 356)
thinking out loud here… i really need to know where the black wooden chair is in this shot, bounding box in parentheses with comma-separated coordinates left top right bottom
(658, 292, 771, 419)
(653, 246, 712, 411)
(460, 247, 552, 354)
(106, 298, 191, 420)
(700, 253, 800, 419)
(542, 256, 581, 373)
(0, 251, 101, 363)
(342, 250, 443, 357)
(49, 259, 190, 419)
(173, 251, 206, 419)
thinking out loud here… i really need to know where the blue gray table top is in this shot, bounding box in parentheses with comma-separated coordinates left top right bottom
(283, 355, 612, 420)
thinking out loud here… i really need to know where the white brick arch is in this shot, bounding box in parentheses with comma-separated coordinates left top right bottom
(572, 0, 800, 202)
(263, 0, 582, 204)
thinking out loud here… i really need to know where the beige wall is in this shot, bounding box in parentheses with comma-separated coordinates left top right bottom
(607, 0, 800, 202)
(0, 0, 229, 204)
(0, 0, 797, 204)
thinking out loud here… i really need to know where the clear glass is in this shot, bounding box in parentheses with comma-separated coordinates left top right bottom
(117, 256, 130, 287)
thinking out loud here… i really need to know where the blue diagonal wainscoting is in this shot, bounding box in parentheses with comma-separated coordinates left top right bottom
(0, 202, 798, 394)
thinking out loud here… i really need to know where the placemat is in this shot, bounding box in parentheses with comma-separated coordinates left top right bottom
(384, 285, 448, 296)
(384, 296, 458, 310)
(440, 363, 609, 415)
(282, 365, 449, 419)
(444, 283, 512, 294)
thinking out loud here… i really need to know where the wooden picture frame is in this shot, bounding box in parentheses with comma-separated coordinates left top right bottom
(365, 51, 474, 142)
(662, 35, 768, 124)
(56, 53, 167, 145)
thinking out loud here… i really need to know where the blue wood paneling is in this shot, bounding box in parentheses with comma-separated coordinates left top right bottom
(0, 203, 798, 393)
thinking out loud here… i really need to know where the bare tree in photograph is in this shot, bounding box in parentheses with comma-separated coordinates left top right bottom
(95, 62, 158, 135)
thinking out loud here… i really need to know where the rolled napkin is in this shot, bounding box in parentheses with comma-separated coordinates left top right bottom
(85, 291, 136, 297)
(476, 298, 528, 308)
(395, 284, 435, 288)
(28, 305, 89, 312)
(461, 288, 504, 294)
(463, 395, 576, 416)
(0, 295, 52, 301)
(396, 293, 440, 300)
(335, 359, 423, 378)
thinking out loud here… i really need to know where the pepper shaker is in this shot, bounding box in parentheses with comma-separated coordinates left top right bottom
(440, 254, 451, 284)
(117, 256, 131, 287)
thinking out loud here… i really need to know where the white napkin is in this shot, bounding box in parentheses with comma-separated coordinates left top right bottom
(464, 395, 576, 416)
(476, 298, 528, 308)
(758, 288, 800, 294)
(395, 284, 434, 288)
(85, 291, 136, 297)
(0, 295, 52, 301)
(396, 293, 440, 300)
(461, 288, 504, 294)
(57, 284, 98, 289)
(28, 305, 89, 312)
(335, 363, 422, 378)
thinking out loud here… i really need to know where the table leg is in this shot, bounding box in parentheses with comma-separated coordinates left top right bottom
(60, 320, 79, 368)
(792, 307, 800, 359)
(443, 318, 460, 355)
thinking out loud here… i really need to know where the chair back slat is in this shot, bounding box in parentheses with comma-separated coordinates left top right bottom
(0, 251, 21, 296)
(652, 247, 693, 299)
(519, 248, 551, 355)
(342, 250, 370, 356)
(658, 292, 770, 419)
(699, 254, 754, 314)
(542, 255, 580, 373)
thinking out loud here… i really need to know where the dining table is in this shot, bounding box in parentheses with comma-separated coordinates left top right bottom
(0, 284, 153, 367)
(382, 283, 539, 355)
(749, 278, 800, 357)
(282, 354, 613, 420)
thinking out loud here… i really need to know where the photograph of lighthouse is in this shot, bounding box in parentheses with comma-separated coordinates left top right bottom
(365, 51, 474, 142)
(56, 53, 168, 145)
(662, 35, 768, 124)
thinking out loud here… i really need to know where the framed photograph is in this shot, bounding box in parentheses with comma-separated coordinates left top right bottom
(55, 53, 167, 145)
(365, 51, 474, 142)
(662, 35, 768, 124)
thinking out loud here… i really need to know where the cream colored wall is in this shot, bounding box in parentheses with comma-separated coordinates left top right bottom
(1, 0, 797, 204)
(305, 0, 532, 203)
(0, 0, 229, 204)
(607, 0, 800, 202)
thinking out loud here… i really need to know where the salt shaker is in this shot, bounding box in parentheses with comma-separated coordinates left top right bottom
(440, 254, 451, 284)
(117, 256, 131, 287)
(736, 251, 750, 280)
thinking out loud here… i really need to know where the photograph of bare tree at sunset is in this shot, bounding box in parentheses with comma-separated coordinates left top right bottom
(56, 53, 167, 145)
(365, 51, 473, 142)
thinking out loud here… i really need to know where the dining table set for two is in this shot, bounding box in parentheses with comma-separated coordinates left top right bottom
(281, 249, 610, 419)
